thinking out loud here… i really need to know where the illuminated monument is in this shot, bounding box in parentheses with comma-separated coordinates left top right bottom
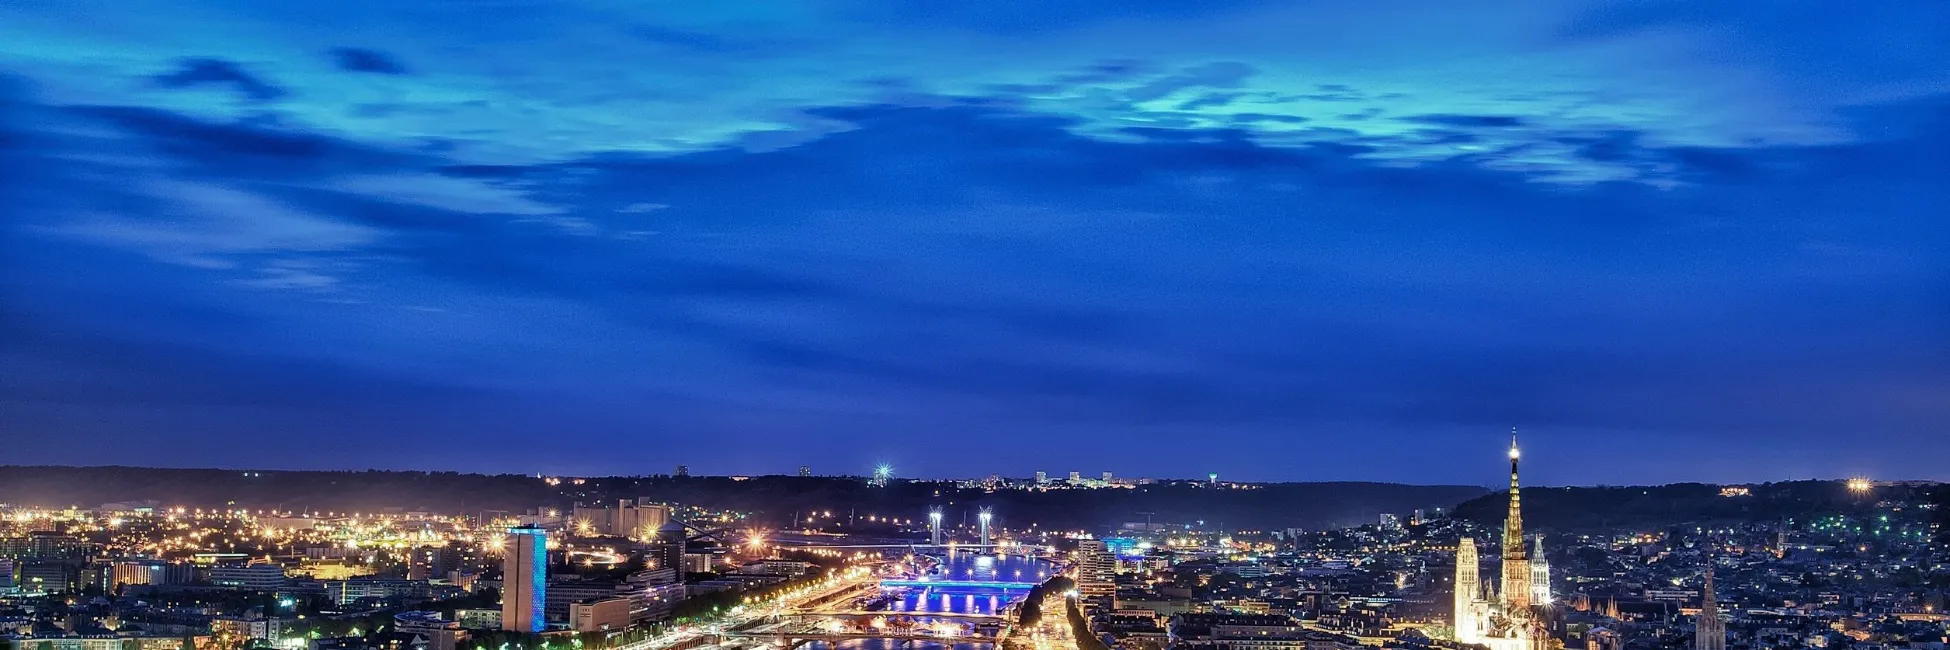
(1454, 432, 1549, 650)
(502, 525, 547, 632)
(1695, 567, 1725, 650)
(1529, 535, 1552, 606)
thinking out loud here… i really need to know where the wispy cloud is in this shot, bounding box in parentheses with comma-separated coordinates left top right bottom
(1, 0, 1945, 481)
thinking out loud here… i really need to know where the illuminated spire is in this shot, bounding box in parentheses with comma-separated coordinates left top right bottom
(1504, 428, 1525, 560)
(1696, 566, 1725, 650)
(1501, 428, 1533, 610)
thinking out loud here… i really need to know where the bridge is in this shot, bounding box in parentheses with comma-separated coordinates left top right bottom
(721, 630, 1002, 648)
(876, 578, 1039, 589)
(786, 610, 1009, 622)
(771, 542, 1046, 552)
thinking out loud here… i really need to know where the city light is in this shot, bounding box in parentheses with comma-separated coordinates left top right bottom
(744, 529, 767, 552)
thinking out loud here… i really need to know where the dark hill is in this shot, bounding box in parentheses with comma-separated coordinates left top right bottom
(1449, 480, 1938, 532)
(0, 466, 1486, 532)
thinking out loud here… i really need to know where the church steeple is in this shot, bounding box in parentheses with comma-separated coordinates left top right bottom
(1501, 428, 1533, 609)
(1504, 429, 1524, 559)
(1696, 566, 1725, 650)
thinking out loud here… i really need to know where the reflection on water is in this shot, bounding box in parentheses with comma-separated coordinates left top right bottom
(804, 642, 991, 650)
(805, 551, 1049, 650)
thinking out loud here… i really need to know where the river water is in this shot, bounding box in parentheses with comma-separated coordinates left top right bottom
(807, 549, 1052, 650)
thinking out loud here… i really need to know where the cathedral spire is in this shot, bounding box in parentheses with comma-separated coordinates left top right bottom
(1695, 566, 1725, 650)
(1501, 428, 1533, 609)
(1504, 428, 1524, 559)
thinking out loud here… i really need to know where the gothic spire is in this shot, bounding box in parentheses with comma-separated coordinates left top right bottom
(1504, 428, 1526, 561)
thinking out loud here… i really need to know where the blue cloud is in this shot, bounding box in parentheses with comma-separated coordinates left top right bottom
(0, 1, 1946, 482)
(151, 58, 286, 102)
(329, 47, 409, 74)
(1403, 114, 1527, 128)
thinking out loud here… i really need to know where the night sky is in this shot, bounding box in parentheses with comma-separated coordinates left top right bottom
(1, 1, 1946, 485)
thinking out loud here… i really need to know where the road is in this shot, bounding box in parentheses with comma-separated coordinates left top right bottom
(1016, 594, 1080, 650)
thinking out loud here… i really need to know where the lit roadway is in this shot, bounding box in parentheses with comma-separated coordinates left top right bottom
(1021, 594, 1081, 650)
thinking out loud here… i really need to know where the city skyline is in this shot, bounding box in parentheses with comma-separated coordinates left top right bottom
(0, 455, 1919, 489)
(3, 1, 1947, 484)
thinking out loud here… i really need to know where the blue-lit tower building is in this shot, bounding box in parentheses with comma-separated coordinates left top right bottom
(502, 525, 547, 632)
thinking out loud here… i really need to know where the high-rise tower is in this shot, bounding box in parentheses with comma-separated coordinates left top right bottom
(1695, 567, 1725, 650)
(501, 525, 546, 633)
(1455, 538, 1480, 642)
(1501, 431, 1532, 610)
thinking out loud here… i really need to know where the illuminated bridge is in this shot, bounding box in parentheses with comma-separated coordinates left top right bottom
(788, 610, 1009, 622)
(722, 630, 1003, 648)
(876, 578, 1039, 589)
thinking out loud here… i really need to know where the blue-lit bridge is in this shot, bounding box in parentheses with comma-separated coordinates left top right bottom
(875, 578, 1038, 589)
(786, 611, 1009, 622)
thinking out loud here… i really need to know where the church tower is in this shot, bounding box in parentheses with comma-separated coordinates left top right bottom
(1695, 567, 1726, 650)
(1456, 538, 1480, 642)
(1455, 431, 1549, 650)
(1501, 431, 1533, 610)
(1530, 535, 1552, 605)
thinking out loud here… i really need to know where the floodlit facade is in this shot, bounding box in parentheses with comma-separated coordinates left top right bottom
(1453, 433, 1549, 650)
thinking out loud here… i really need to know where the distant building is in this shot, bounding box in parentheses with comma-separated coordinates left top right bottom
(1169, 613, 1358, 650)
(454, 609, 502, 630)
(1379, 514, 1400, 530)
(1076, 539, 1115, 599)
(213, 615, 282, 643)
(745, 559, 813, 577)
(393, 611, 458, 635)
(1035, 471, 1049, 485)
(502, 526, 547, 633)
(112, 559, 195, 587)
(0, 532, 90, 562)
(19, 562, 74, 593)
(649, 520, 687, 573)
(673, 465, 689, 477)
(570, 597, 632, 632)
(431, 628, 467, 650)
(407, 546, 458, 581)
(622, 569, 686, 622)
(798, 466, 811, 477)
(571, 501, 670, 539)
(209, 563, 286, 591)
(548, 570, 685, 624)
(327, 578, 432, 605)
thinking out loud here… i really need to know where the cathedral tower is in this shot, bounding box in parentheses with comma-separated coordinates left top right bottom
(1530, 535, 1552, 605)
(1501, 431, 1532, 610)
(1456, 537, 1480, 642)
(1695, 567, 1725, 650)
